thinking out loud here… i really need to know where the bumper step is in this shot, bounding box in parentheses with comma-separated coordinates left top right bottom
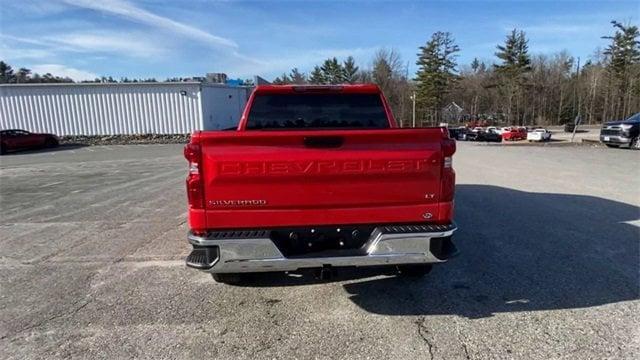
(380, 223, 456, 234)
(185, 247, 219, 270)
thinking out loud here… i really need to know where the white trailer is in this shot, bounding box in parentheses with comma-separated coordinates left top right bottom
(0, 82, 251, 136)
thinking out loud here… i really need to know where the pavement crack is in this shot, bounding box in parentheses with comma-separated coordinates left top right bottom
(415, 317, 435, 359)
(1, 298, 93, 341)
(461, 342, 471, 360)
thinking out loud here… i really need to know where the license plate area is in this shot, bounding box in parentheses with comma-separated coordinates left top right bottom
(604, 136, 610, 141)
(270, 225, 376, 257)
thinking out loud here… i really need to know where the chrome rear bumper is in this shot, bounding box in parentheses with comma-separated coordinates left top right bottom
(187, 223, 457, 273)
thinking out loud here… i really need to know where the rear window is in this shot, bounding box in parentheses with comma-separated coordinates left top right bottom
(246, 93, 390, 130)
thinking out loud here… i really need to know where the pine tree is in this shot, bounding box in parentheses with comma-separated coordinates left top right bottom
(309, 65, 326, 84)
(494, 29, 531, 79)
(0, 61, 15, 83)
(289, 68, 307, 84)
(602, 21, 640, 118)
(494, 29, 532, 123)
(603, 21, 640, 78)
(342, 56, 359, 84)
(320, 57, 344, 84)
(16, 68, 31, 83)
(272, 73, 291, 85)
(414, 31, 460, 124)
(471, 58, 480, 72)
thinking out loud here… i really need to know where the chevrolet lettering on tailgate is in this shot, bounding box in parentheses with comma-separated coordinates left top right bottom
(217, 159, 429, 177)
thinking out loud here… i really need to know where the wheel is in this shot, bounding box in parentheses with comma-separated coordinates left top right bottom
(44, 138, 59, 148)
(397, 264, 433, 277)
(212, 273, 244, 284)
(0, 144, 6, 155)
(605, 144, 619, 148)
(631, 137, 640, 150)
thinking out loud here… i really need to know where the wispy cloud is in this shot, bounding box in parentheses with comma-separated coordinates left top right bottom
(520, 24, 592, 35)
(0, 46, 54, 61)
(30, 64, 98, 81)
(225, 47, 380, 78)
(1, 31, 164, 59)
(0, 35, 54, 61)
(62, 0, 238, 48)
(50, 31, 165, 57)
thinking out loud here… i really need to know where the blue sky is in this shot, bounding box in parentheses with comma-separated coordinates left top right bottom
(1, 0, 638, 81)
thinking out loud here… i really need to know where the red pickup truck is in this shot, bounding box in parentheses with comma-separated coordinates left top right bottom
(184, 85, 457, 283)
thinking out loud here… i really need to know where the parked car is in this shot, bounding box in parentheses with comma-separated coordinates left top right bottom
(448, 127, 465, 140)
(475, 129, 502, 142)
(502, 128, 526, 141)
(600, 113, 640, 149)
(464, 129, 478, 141)
(527, 128, 552, 142)
(183, 84, 458, 283)
(457, 128, 471, 141)
(0, 129, 60, 154)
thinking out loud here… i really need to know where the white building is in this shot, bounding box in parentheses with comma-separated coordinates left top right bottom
(0, 82, 251, 136)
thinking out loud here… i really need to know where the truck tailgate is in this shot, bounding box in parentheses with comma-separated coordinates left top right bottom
(197, 129, 447, 228)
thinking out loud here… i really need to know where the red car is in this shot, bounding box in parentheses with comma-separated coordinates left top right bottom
(502, 127, 527, 141)
(183, 84, 458, 283)
(0, 129, 60, 154)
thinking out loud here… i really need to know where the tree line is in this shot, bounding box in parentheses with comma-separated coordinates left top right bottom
(0, 64, 166, 84)
(0, 63, 255, 85)
(0, 62, 74, 83)
(2, 20, 637, 126)
(271, 20, 639, 126)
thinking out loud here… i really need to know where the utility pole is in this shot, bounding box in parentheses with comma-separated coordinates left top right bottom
(571, 57, 581, 143)
(410, 91, 416, 127)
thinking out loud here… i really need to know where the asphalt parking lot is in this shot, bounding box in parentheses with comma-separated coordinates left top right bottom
(1, 143, 639, 359)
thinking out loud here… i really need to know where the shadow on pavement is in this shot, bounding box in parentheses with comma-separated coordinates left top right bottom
(1, 144, 88, 156)
(343, 185, 640, 317)
(228, 184, 639, 318)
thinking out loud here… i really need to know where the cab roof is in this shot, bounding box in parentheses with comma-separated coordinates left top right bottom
(253, 84, 382, 94)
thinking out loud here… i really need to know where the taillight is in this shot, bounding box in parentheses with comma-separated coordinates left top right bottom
(184, 143, 201, 166)
(184, 143, 204, 209)
(441, 138, 456, 157)
(440, 138, 456, 203)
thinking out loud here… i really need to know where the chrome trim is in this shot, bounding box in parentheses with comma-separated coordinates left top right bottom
(187, 224, 457, 273)
(600, 135, 631, 144)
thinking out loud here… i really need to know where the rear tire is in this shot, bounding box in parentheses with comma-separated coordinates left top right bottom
(212, 273, 244, 284)
(397, 264, 433, 277)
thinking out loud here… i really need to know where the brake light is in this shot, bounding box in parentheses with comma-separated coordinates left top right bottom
(441, 138, 456, 157)
(440, 138, 456, 203)
(184, 143, 201, 166)
(292, 85, 343, 92)
(184, 143, 204, 209)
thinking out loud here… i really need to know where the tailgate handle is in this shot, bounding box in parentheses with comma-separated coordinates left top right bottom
(303, 136, 344, 148)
